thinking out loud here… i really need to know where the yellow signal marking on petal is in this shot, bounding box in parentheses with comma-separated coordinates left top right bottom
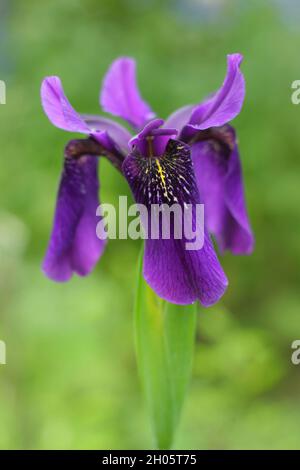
(155, 159, 166, 188)
(155, 158, 170, 200)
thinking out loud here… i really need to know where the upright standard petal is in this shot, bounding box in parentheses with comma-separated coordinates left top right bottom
(43, 156, 105, 281)
(123, 138, 228, 306)
(164, 104, 195, 132)
(41, 77, 131, 155)
(191, 126, 254, 254)
(100, 57, 155, 130)
(41, 76, 90, 133)
(186, 54, 245, 131)
(82, 114, 132, 152)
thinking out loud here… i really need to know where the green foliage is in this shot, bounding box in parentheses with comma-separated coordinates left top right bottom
(134, 250, 196, 449)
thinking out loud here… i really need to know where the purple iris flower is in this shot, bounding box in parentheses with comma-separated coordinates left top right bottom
(41, 54, 253, 306)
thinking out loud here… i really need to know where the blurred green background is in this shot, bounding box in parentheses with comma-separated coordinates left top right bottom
(1, 0, 300, 449)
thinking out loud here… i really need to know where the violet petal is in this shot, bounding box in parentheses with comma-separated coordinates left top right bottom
(100, 57, 155, 130)
(191, 129, 254, 254)
(123, 138, 228, 305)
(43, 156, 105, 281)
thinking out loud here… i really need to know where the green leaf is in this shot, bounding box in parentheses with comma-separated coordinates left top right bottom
(134, 249, 197, 449)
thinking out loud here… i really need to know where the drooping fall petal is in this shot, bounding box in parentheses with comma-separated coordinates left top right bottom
(123, 137, 228, 306)
(43, 156, 106, 281)
(191, 127, 254, 254)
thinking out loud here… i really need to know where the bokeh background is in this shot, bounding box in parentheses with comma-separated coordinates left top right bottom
(1, 0, 300, 449)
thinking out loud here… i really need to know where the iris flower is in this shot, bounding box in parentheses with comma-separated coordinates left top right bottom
(41, 54, 253, 306)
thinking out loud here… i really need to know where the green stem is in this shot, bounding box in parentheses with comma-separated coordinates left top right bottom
(134, 249, 197, 449)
